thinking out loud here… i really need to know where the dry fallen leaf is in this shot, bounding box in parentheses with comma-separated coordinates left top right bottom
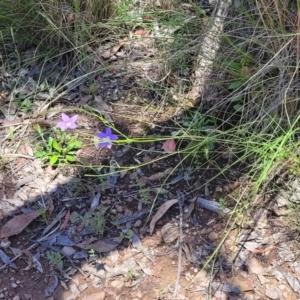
(76, 237, 98, 250)
(247, 256, 265, 275)
(101, 40, 126, 58)
(91, 237, 123, 253)
(149, 199, 178, 234)
(94, 95, 113, 112)
(0, 210, 42, 239)
(161, 139, 176, 152)
(147, 167, 173, 181)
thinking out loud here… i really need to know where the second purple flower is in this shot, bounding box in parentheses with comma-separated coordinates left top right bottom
(97, 127, 118, 149)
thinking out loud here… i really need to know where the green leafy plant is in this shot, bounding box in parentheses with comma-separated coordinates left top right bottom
(120, 228, 134, 240)
(180, 112, 217, 162)
(20, 98, 33, 112)
(78, 211, 106, 236)
(88, 211, 106, 235)
(126, 268, 136, 281)
(34, 125, 82, 166)
(46, 251, 63, 271)
(88, 249, 99, 261)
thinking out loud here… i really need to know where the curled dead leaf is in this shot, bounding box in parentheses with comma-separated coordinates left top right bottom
(147, 167, 173, 181)
(91, 237, 123, 253)
(149, 199, 178, 234)
(0, 210, 42, 239)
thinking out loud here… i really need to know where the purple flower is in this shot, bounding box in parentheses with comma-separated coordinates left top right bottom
(97, 127, 118, 149)
(56, 113, 78, 131)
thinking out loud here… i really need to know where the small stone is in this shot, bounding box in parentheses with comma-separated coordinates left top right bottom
(12, 296, 20, 300)
(266, 286, 280, 299)
(110, 279, 124, 289)
(0, 238, 11, 248)
(208, 232, 218, 240)
(130, 291, 143, 298)
(11, 283, 17, 288)
(116, 205, 123, 213)
(79, 283, 88, 292)
(61, 246, 76, 256)
(212, 290, 226, 300)
(24, 294, 32, 300)
(17, 191, 28, 201)
(134, 220, 142, 227)
(73, 251, 88, 260)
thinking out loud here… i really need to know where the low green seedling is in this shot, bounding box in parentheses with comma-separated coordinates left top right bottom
(126, 268, 136, 281)
(20, 98, 33, 112)
(120, 228, 134, 240)
(181, 112, 217, 162)
(88, 211, 106, 236)
(34, 124, 82, 166)
(223, 55, 254, 112)
(77, 211, 106, 236)
(46, 251, 63, 271)
(88, 249, 99, 261)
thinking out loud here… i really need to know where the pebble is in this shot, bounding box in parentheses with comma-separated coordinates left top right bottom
(212, 290, 226, 300)
(116, 205, 123, 213)
(208, 232, 218, 240)
(17, 191, 28, 201)
(130, 291, 143, 298)
(61, 246, 76, 256)
(11, 283, 17, 288)
(12, 296, 20, 300)
(24, 295, 31, 300)
(134, 220, 142, 227)
(0, 238, 11, 248)
(266, 286, 280, 299)
(110, 279, 124, 289)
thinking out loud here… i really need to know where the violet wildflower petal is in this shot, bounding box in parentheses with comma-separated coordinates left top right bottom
(61, 113, 70, 122)
(106, 127, 112, 135)
(68, 115, 78, 129)
(57, 121, 68, 131)
(56, 113, 78, 131)
(97, 132, 107, 139)
(97, 127, 119, 149)
(98, 141, 112, 149)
